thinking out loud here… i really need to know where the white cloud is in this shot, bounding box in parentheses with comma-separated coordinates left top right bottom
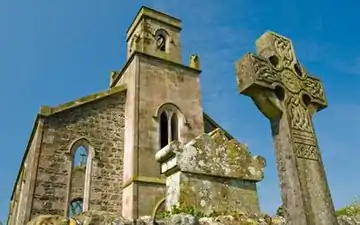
(333, 57, 360, 76)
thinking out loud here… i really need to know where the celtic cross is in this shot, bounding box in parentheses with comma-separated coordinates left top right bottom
(235, 31, 338, 225)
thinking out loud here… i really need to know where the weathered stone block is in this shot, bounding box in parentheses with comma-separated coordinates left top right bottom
(156, 128, 266, 215)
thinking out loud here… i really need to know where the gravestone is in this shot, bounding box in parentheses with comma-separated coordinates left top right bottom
(155, 128, 266, 216)
(235, 31, 338, 225)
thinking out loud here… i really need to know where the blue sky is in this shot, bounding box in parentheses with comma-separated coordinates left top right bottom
(1, 0, 360, 222)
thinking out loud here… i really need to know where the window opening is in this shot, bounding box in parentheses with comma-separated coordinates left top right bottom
(69, 198, 83, 217)
(156, 34, 166, 52)
(160, 112, 168, 148)
(74, 146, 87, 168)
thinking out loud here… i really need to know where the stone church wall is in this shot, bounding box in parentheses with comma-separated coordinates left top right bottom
(135, 55, 204, 216)
(31, 91, 126, 218)
(8, 119, 44, 225)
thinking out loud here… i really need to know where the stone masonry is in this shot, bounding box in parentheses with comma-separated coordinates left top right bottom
(112, 7, 205, 219)
(35, 87, 126, 216)
(156, 128, 266, 216)
(7, 6, 253, 225)
(8, 86, 127, 225)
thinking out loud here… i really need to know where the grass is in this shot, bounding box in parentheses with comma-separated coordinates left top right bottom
(336, 197, 360, 216)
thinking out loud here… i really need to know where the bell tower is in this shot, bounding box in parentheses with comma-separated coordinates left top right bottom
(126, 6, 182, 63)
(111, 6, 204, 220)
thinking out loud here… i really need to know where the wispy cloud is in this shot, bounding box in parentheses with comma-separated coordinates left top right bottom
(333, 57, 360, 76)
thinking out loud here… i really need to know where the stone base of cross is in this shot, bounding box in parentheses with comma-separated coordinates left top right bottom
(235, 31, 338, 225)
(155, 128, 266, 216)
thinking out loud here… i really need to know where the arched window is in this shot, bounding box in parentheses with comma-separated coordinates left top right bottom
(155, 29, 169, 52)
(160, 112, 168, 148)
(69, 198, 83, 217)
(156, 103, 184, 149)
(67, 138, 93, 217)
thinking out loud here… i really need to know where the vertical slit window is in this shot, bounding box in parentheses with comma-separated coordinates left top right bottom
(160, 112, 168, 148)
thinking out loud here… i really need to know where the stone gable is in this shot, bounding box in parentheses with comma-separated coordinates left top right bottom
(33, 90, 126, 217)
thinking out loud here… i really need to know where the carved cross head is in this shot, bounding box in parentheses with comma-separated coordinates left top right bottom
(235, 31, 328, 119)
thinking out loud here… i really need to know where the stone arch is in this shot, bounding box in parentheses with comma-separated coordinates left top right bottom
(66, 137, 94, 217)
(154, 102, 183, 118)
(68, 137, 95, 158)
(154, 29, 170, 52)
(154, 103, 185, 149)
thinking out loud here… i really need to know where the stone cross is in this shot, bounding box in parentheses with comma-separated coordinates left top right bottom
(235, 31, 338, 225)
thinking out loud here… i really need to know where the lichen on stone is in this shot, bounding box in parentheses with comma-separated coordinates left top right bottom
(156, 128, 266, 217)
(25, 210, 360, 225)
(172, 128, 266, 181)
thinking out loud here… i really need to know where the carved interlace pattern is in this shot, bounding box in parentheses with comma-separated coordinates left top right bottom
(303, 76, 326, 103)
(240, 33, 327, 161)
(294, 143, 318, 160)
(251, 55, 326, 104)
(288, 95, 319, 160)
(280, 70, 302, 93)
(288, 95, 311, 132)
(253, 56, 278, 84)
(273, 35, 294, 68)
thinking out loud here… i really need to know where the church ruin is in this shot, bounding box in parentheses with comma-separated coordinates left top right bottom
(7, 6, 265, 225)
